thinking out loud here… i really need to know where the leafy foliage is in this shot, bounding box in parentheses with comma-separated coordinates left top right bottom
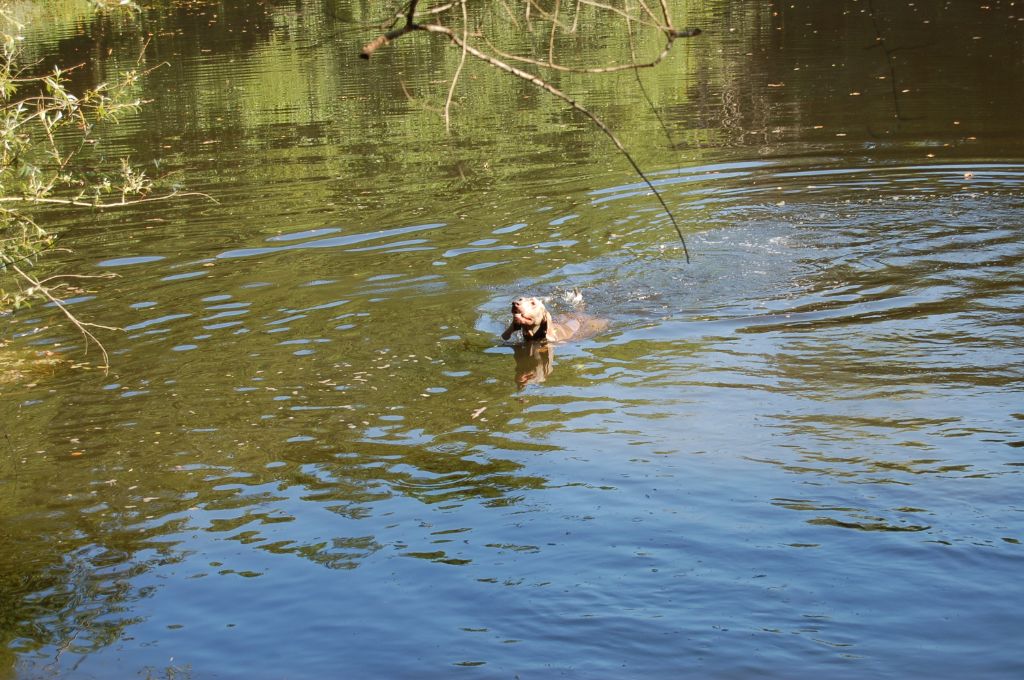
(0, 6, 149, 310)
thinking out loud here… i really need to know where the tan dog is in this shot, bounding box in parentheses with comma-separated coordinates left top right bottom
(501, 296, 607, 344)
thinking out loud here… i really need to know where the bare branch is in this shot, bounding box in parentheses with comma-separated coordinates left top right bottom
(483, 34, 676, 74)
(398, 78, 442, 113)
(35, 272, 118, 285)
(626, 15, 673, 146)
(356, 1, 700, 260)
(0, 190, 219, 208)
(578, 0, 662, 30)
(548, 0, 560, 66)
(12, 264, 118, 374)
(417, 21, 690, 261)
(362, 0, 426, 59)
(443, 0, 470, 132)
(497, 0, 521, 29)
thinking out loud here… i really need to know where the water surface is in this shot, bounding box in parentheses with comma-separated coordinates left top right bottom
(2, 1, 1022, 678)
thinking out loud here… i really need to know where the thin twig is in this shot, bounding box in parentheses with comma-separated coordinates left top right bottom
(443, 0, 469, 132)
(626, 15, 674, 146)
(359, 2, 696, 260)
(35, 272, 118, 285)
(398, 78, 442, 112)
(655, 0, 674, 29)
(482, 34, 676, 74)
(418, 22, 690, 261)
(361, 0, 423, 58)
(136, 35, 152, 66)
(578, 0, 662, 29)
(864, 0, 926, 124)
(12, 264, 119, 373)
(497, 0, 521, 29)
(0, 190, 219, 208)
(522, 0, 570, 29)
(570, 0, 582, 33)
(548, 0, 561, 66)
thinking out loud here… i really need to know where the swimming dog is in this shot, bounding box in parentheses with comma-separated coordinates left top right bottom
(501, 295, 607, 344)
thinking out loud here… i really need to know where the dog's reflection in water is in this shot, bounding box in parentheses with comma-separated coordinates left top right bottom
(513, 340, 554, 388)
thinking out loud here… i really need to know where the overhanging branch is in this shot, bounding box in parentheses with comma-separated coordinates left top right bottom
(358, 1, 699, 261)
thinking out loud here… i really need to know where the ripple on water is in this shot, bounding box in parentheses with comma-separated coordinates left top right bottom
(5, 157, 1023, 679)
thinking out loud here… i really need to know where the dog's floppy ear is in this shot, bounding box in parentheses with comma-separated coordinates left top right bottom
(537, 310, 553, 340)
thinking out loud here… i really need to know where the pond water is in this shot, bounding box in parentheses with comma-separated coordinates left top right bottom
(2, 1, 1023, 678)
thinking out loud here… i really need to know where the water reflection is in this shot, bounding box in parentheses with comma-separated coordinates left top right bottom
(512, 341, 554, 387)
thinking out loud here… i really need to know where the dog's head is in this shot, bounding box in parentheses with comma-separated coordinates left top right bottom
(510, 296, 553, 341)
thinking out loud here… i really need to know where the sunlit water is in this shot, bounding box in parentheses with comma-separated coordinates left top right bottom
(2, 2, 1023, 678)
